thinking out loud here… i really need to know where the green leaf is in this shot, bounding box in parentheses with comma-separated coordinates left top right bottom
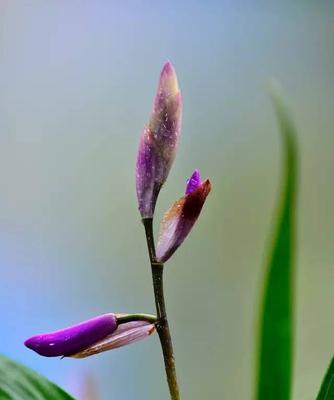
(0, 354, 75, 400)
(316, 357, 334, 400)
(255, 86, 298, 400)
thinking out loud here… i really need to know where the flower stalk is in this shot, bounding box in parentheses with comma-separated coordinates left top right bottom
(116, 313, 157, 325)
(143, 217, 180, 400)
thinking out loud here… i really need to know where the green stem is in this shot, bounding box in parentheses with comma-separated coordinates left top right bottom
(142, 217, 180, 400)
(117, 313, 157, 324)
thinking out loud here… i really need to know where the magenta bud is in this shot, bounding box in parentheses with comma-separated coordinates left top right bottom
(156, 172, 211, 263)
(136, 61, 182, 218)
(24, 314, 117, 357)
(71, 321, 156, 358)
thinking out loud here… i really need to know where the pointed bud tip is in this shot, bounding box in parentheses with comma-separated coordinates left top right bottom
(194, 178, 211, 202)
(202, 178, 212, 195)
(159, 61, 179, 97)
(161, 60, 175, 75)
(24, 337, 35, 350)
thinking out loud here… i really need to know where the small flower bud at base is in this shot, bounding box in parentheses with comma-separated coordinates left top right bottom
(24, 314, 118, 357)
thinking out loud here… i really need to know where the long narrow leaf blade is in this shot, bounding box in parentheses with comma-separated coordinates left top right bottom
(256, 87, 298, 400)
(0, 354, 75, 400)
(316, 357, 334, 400)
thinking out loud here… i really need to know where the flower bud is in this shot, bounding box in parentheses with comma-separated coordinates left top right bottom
(24, 314, 118, 357)
(136, 61, 182, 218)
(156, 170, 211, 263)
(71, 321, 156, 358)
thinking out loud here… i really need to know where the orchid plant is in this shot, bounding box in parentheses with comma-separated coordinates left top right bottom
(1, 62, 332, 400)
(24, 62, 211, 400)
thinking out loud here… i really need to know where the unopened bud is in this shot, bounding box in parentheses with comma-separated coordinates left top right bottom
(24, 314, 117, 357)
(156, 170, 211, 263)
(136, 61, 182, 218)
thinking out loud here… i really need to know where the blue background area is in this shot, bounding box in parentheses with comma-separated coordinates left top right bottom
(0, 1, 333, 399)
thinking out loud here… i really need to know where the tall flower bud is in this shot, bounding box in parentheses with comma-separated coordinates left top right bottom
(136, 61, 182, 218)
(24, 313, 156, 358)
(156, 170, 211, 263)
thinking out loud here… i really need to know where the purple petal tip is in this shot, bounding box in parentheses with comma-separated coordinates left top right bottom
(185, 170, 201, 194)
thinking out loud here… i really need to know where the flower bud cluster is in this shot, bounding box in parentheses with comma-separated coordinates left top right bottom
(25, 62, 211, 361)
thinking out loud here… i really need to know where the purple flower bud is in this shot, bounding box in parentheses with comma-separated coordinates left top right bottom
(24, 314, 117, 357)
(185, 169, 201, 194)
(70, 321, 156, 358)
(156, 172, 211, 263)
(136, 61, 182, 218)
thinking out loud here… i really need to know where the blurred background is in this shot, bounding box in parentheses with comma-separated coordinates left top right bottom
(0, 1, 333, 399)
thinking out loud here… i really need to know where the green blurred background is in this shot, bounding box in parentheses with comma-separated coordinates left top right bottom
(0, 1, 333, 399)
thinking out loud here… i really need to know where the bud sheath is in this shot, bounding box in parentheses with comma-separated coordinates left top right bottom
(71, 321, 156, 358)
